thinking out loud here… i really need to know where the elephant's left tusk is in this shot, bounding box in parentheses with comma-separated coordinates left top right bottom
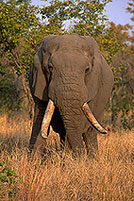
(82, 102, 108, 134)
(41, 99, 55, 138)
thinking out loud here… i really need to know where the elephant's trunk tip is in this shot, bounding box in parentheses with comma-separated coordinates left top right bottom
(82, 102, 108, 134)
(41, 99, 55, 138)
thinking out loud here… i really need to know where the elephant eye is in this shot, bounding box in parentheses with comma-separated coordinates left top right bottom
(85, 66, 89, 74)
(48, 64, 53, 73)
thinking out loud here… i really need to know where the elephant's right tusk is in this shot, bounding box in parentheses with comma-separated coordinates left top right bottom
(41, 99, 55, 138)
(82, 102, 108, 134)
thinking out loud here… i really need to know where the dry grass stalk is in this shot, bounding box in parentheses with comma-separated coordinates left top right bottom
(0, 114, 134, 201)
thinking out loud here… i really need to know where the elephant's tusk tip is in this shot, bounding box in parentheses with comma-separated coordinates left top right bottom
(101, 127, 111, 135)
(95, 125, 108, 135)
(41, 132, 48, 139)
(82, 102, 108, 135)
(100, 129, 108, 134)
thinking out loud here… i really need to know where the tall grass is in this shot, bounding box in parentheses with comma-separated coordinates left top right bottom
(0, 113, 134, 201)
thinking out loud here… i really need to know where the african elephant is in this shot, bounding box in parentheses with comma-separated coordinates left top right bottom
(29, 34, 114, 157)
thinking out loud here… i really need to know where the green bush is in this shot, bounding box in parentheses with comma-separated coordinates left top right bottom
(0, 161, 21, 199)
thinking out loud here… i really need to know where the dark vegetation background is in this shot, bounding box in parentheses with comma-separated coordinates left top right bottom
(0, 0, 134, 129)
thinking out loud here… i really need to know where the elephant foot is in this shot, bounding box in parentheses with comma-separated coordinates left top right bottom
(29, 134, 47, 155)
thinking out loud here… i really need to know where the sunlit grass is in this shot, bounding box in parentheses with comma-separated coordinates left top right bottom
(0, 113, 133, 201)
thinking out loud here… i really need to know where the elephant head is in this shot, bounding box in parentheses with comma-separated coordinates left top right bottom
(29, 34, 114, 155)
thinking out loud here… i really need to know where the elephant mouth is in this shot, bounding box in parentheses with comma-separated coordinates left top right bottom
(41, 99, 107, 138)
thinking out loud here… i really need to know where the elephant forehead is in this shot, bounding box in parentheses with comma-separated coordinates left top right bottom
(46, 35, 89, 53)
(51, 51, 89, 68)
(59, 36, 83, 48)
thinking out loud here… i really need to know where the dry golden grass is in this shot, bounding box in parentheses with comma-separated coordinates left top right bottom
(0, 113, 134, 201)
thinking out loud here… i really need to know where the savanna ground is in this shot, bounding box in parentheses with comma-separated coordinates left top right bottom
(0, 113, 134, 201)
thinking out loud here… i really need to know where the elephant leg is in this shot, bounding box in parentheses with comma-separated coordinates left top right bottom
(66, 132, 85, 156)
(83, 110, 104, 158)
(82, 127, 98, 158)
(29, 97, 47, 152)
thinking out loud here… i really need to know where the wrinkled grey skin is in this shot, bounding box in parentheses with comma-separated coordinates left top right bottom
(29, 34, 114, 157)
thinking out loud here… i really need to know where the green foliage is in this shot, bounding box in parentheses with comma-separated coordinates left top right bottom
(127, 0, 134, 43)
(0, 0, 41, 74)
(127, 0, 134, 21)
(97, 19, 134, 130)
(0, 72, 20, 113)
(0, 0, 42, 113)
(41, 0, 112, 37)
(0, 0, 39, 51)
(99, 22, 131, 64)
(106, 20, 134, 129)
(0, 161, 21, 198)
(111, 63, 134, 130)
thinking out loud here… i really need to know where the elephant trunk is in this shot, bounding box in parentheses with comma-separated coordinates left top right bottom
(41, 81, 107, 139)
(56, 89, 85, 153)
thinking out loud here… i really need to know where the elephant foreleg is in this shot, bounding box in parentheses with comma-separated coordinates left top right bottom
(65, 130, 85, 157)
(82, 127, 98, 158)
(83, 109, 105, 158)
(29, 98, 47, 152)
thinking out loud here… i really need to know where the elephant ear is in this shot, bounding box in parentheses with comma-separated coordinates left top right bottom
(84, 36, 114, 104)
(29, 35, 57, 102)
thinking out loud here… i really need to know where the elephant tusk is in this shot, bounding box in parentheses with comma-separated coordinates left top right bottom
(41, 99, 55, 138)
(82, 103, 107, 134)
